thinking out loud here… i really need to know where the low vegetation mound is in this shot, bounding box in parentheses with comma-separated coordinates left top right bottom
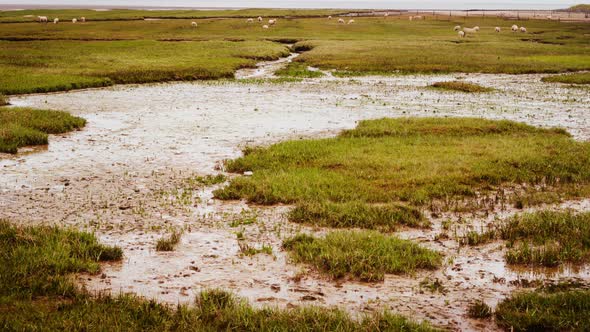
(215, 118, 590, 228)
(430, 81, 494, 93)
(0, 94, 8, 106)
(496, 286, 590, 331)
(0, 220, 437, 331)
(283, 230, 442, 281)
(466, 211, 590, 267)
(275, 62, 324, 78)
(542, 72, 590, 85)
(0, 107, 86, 154)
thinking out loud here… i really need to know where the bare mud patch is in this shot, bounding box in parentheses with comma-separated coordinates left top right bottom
(2, 68, 590, 330)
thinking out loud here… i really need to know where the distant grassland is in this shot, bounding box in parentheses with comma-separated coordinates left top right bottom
(542, 72, 590, 84)
(0, 15, 589, 94)
(215, 118, 590, 228)
(0, 107, 86, 153)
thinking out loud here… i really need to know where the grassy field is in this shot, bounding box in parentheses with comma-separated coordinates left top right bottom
(0, 107, 86, 153)
(215, 118, 590, 228)
(283, 231, 442, 281)
(0, 220, 437, 331)
(0, 15, 588, 94)
(430, 81, 494, 93)
(542, 72, 590, 84)
(496, 286, 590, 331)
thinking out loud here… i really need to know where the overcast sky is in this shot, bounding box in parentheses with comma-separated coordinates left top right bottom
(0, 1, 578, 10)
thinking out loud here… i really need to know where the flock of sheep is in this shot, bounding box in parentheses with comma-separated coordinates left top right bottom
(37, 15, 85, 24)
(455, 23, 527, 37)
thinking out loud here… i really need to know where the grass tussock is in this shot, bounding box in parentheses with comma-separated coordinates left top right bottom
(187, 174, 227, 187)
(496, 288, 590, 331)
(465, 211, 590, 267)
(0, 107, 86, 154)
(0, 220, 438, 331)
(467, 300, 493, 319)
(282, 230, 442, 281)
(155, 231, 182, 252)
(542, 72, 590, 85)
(215, 118, 590, 229)
(430, 81, 494, 93)
(0, 94, 8, 106)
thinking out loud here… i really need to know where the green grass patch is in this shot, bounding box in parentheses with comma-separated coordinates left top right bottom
(155, 231, 182, 252)
(464, 211, 590, 268)
(215, 118, 590, 229)
(275, 62, 324, 78)
(542, 72, 590, 85)
(0, 107, 86, 153)
(0, 220, 437, 331)
(430, 81, 494, 93)
(187, 174, 227, 188)
(0, 220, 122, 300)
(282, 230, 442, 281)
(467, 300, 493, 319)
(496, 288, 590, 331)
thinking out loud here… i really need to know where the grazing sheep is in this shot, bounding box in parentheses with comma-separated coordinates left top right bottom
(511, 24, 519, 32)
(53, 18, 59, 24)
(268, 19, 276, 25)
(474, 26, 480, 31)
(72, 18, 77, 23)
(191, 21, 198, 27)
(384, 12, 389, 17)
(454, 25, 461, 31)
(495, 27, 501, 32)
(347, 19, 355, 24)
(458, 31, 465, 38)
(328, 16, 332, 20)
(80, 17, 86, 23)
(38, 16, 48, 23)
(520, 27, 527, 33)
(247, 18, 254, 23)
(262, 24, 269, 29)
(414, 15, 423, 20)
(257, 16, 263, 22)
(463, 27, 478, 34)
(338, 18, 345, 24)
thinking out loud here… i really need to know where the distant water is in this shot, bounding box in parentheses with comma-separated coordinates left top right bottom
(2, 1, 578, 10)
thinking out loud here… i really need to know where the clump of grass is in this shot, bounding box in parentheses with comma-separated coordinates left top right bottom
(155, 231, 182, 252)
(542, 72, 590, 85)
(275, 62, 324, 78)
(215, 118, 590, 229)
(419, 277, 447, 294)
(430, 81, 494, 93)
(289, 201, 429, 231)
(0, 94, 8, 106)
(238, 242, 273, 256)
(0, 107, 86, 154)
(464, 211, 590, 268)
(467, 300, 493, 319)
(0, 219, 122, 299)
(282, 230, 442, 281)
(229, 215, 257, 227)
(496, 288, 590, 331)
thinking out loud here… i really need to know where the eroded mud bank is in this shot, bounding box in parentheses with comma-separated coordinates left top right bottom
(1, 66, 589, 331)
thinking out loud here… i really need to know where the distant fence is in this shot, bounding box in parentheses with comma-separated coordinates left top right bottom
(346, 9, 590, 22)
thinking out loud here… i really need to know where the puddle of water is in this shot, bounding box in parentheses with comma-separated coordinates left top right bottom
(2, 56, 590, 331)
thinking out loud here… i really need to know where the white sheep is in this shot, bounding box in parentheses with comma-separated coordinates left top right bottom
(257, 16, 263, 22)
(454, 25, 461, 31)
(414, 15, 423, 20)
(495, 27, 501, 32)
(53, 18, 59, 24)
(474, 26, 480, 31)
(463, 27, 478, 34)
(347, 19, 355, 24)
(458, 31, 465, 38)
(268, 19, 276, 25)
(247, 18, 254, 23)
(384, 12, 389, 17)
(338, 18, 345, 24)
(520, 27, 527, 33)
(511, 24, 519, 32)
(38, 16, 48, 23)
(72, 18, 77, 23)
(328, 16, 332, 20)
(191, 21, 198, 27)
(262, 24, 269, 29)
(80, 17, 86, 23)
(409, 16, 413, 21)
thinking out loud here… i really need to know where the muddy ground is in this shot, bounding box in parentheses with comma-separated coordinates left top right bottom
(1, 57, 589, 330)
